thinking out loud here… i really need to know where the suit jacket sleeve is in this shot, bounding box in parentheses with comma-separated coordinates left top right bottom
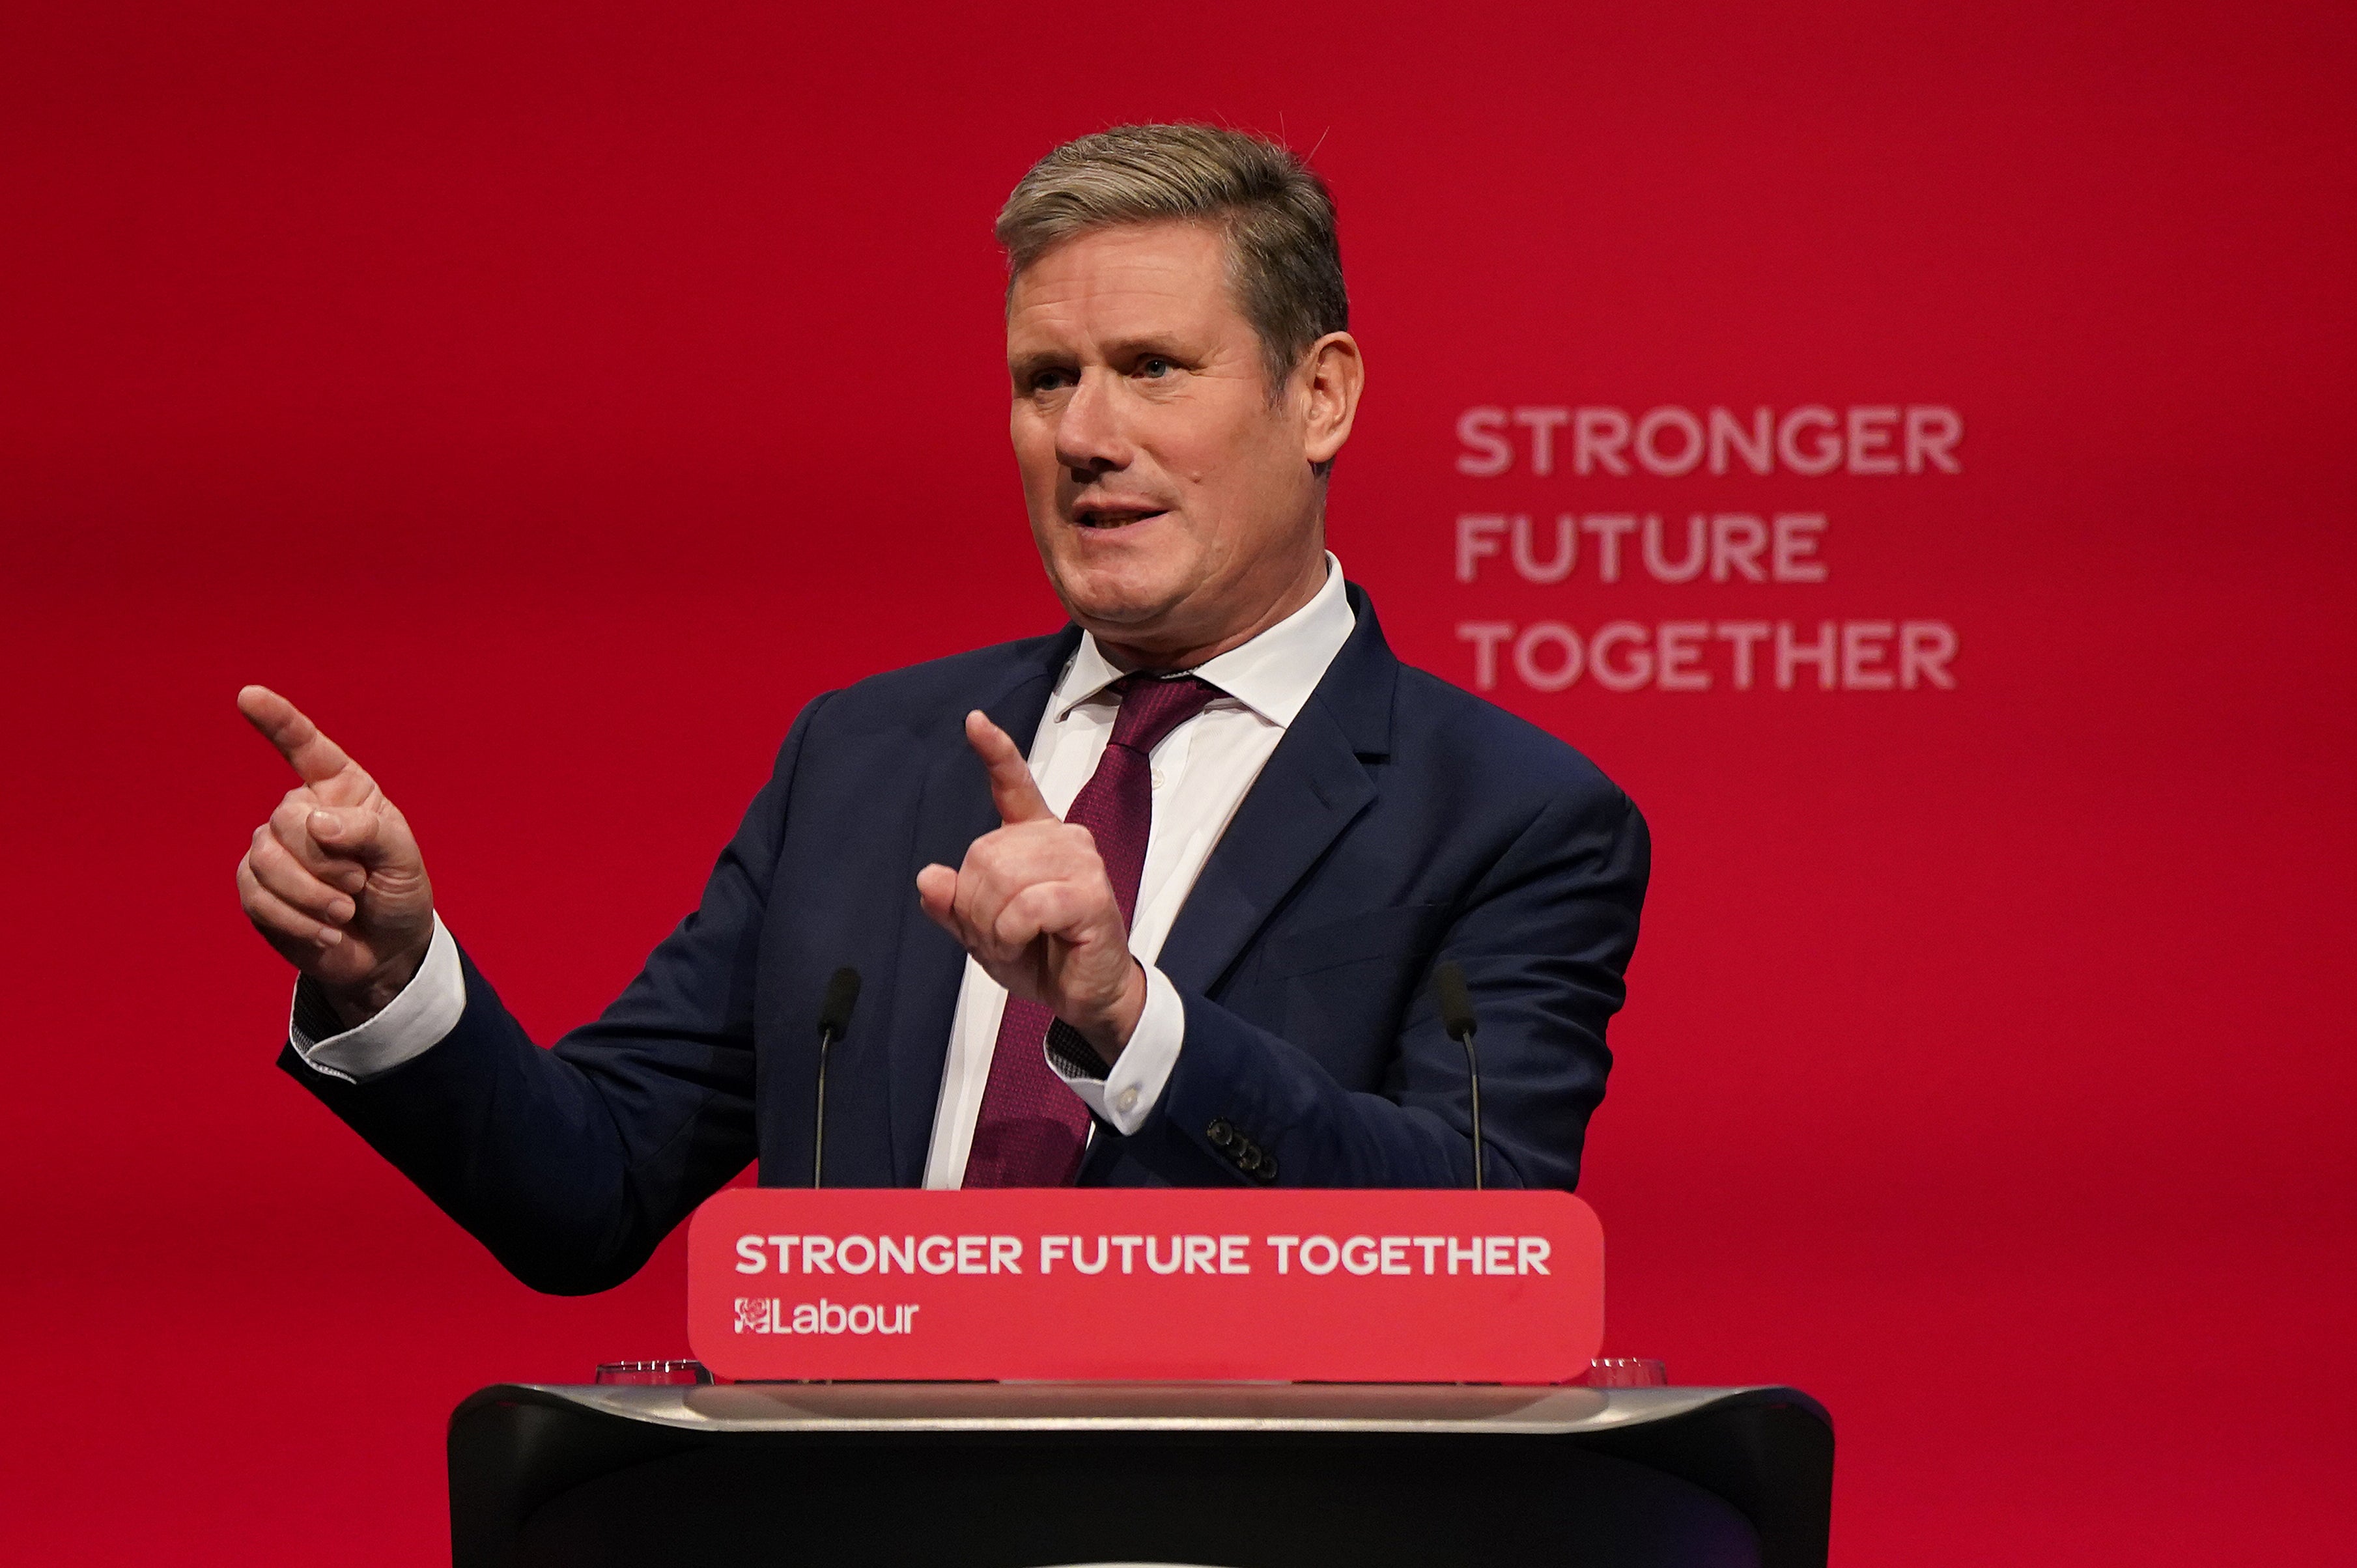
(1131, 785, 1648, 1191)
(275, 694, 831, 1295)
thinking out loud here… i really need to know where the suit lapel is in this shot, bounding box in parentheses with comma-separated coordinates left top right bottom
(883, 634, 1076, 1183)
(1158, 587, 1399, 998)
(1156, 699, 1375, 996)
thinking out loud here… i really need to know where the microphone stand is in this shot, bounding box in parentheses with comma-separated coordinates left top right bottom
(812, 967, 862, 1188)
(1432, 962, 1485, 1191)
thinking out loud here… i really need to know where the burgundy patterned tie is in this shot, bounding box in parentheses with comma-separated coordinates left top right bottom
(962, 672, 1220, 1187)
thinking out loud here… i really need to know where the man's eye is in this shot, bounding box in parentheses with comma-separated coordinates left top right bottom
(1138, 356, 1173, 378)
(1030, 369, 1075, 393)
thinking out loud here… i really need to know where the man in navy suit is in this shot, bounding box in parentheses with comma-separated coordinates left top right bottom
(234, 124, 1648, 1295)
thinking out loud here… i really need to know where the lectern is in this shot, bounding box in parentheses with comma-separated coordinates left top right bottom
(448, 1380, 1833, 1567)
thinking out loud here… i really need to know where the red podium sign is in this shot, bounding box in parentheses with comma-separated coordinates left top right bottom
(688, 1188, 1603, 1384)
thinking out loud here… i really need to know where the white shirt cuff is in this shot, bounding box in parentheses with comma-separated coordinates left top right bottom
(289, 913, 465, 1083)
(1050, 963, 1184, 1136)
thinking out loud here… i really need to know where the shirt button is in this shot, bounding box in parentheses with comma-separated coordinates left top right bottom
(1116, 1087, 1140, 1114)
(1151, 769, 1167, 790)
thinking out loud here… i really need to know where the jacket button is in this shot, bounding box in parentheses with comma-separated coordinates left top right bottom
(1207, 1119, 1235, 1148)
(1237, 1146, 1261, 1173)
(1258, 1153, 1278, 1183)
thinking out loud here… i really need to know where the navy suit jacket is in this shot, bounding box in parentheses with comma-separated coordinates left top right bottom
(283, 586, 1648, 1294)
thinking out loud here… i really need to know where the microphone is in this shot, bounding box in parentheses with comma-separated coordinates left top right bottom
(1432, 961, 1484, 1191)
(812, 966, 862, 1188)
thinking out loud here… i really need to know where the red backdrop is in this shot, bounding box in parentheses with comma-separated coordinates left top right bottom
(5, 1, 2352, 1561)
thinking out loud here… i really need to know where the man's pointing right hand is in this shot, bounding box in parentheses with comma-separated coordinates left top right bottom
(234, 686, 435, 1030)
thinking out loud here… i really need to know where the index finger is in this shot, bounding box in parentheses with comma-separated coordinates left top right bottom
(965, 710, 1056, 825)
(237, 685, 356, 787)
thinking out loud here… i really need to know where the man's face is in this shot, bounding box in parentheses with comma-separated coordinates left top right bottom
(1007, 220, 1334, 665)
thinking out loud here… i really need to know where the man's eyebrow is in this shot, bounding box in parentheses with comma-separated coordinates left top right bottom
(1007, 346, 1073, 378)
(1100, 335, 1189, 361)
(1008, 335, 1195, 378)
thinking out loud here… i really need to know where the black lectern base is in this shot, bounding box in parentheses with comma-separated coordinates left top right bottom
(449, 1382, 1832, 1568)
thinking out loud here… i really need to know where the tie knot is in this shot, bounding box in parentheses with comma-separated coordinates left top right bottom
(1108, 671, 1219, 755)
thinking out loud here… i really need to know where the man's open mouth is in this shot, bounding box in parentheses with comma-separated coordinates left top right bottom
(1073, 507, 1167, 530)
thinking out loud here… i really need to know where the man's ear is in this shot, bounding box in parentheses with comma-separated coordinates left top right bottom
(1299, 332, 1364, 468)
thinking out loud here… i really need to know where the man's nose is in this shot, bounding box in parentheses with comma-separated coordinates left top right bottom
(1054, 368, 1133, 474)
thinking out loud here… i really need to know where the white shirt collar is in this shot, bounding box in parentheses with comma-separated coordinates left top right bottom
(1052, 552, 1355, 729)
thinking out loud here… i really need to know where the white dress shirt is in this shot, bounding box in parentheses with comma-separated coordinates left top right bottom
(292, 554, 1357, 1190)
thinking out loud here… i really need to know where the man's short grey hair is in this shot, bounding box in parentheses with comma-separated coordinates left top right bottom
(996, 124, 1349, 400)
